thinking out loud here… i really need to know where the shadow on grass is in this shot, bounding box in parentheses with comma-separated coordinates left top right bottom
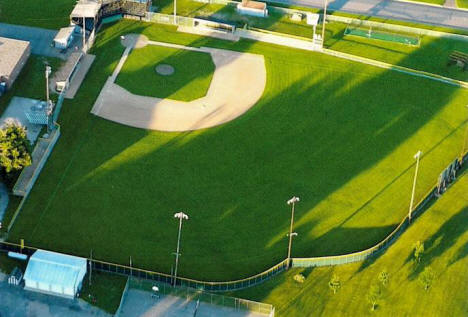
(407, 206, 468, 280)
(7, 20, 467, 282)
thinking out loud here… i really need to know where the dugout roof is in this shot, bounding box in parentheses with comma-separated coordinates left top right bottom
(70, 0, 101, 18)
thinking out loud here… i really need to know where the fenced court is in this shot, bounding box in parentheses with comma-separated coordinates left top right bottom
(344, 25, 420, 46)
(116, 278, 274, 317)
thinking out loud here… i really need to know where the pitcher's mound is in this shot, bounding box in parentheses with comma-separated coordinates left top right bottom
(155, 64, 175, 76)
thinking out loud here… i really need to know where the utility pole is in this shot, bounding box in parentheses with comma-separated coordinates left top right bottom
(287, 196, 299, 268)
(174, 0, 177, 25)
(321, 0, 328, 47)
(173, 212, 189, 286)
(45, 65, 53, 134)
(408, 151, 422, 223)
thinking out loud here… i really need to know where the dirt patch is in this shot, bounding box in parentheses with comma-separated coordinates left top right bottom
(92, 41, 266, 132)
(120, 34, 148, 49)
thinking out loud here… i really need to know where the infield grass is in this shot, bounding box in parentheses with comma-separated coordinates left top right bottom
(116, 45, 215, 101)
(7, 21, 468, 282)
(234, 172, 468, 316)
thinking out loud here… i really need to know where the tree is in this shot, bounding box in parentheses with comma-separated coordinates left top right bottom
(0, 121, 31, 181)
(414, 241, 424, 264)
(419, 267, 435, 291)
(367, 284, 382, 311)
(328, 274, 341, 294)
(378, 269, 389, 287)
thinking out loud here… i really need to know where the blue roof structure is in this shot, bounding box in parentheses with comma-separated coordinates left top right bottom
(24, 250, 87, 295)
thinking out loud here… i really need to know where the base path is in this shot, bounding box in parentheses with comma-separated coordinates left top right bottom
(91, 41, 266, 132)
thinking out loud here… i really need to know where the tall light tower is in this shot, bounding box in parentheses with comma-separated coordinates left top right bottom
(408, 151, 422, 223)
(287, 196, 300, 268)
(174, 0, 177, 25)
(321, 0, 328, 47)
(45, 65, 53, 134)
(173, 211, 189, 286)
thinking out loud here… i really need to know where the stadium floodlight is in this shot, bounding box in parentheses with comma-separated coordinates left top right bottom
(408, 151, 422, 223)
(173, 212, 189, 286)
(287, 196, 300, 268)
(321, 0, 328, 46)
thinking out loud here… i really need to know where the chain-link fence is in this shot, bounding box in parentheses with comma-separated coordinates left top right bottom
(128, 278, 275, 316)
(1, 153, 465, 291)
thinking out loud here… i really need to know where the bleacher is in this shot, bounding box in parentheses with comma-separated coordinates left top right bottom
(448, 51, 468, 71)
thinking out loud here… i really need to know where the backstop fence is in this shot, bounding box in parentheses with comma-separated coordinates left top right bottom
(1, 152, 466, 291)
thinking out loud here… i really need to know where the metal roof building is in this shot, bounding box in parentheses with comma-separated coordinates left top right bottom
(24, 249, 87, 298)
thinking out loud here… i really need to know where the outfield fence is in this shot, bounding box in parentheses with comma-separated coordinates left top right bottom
(1, 153, 465, 291)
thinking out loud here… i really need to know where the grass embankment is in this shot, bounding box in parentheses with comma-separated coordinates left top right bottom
(234, 172, 468, 316)
(116, 45, 215, 101)
(8, 21, 468, 281)
(0, 0, 74, 30)
(457, 0, 468, 8)
(80, 271, 128, 314)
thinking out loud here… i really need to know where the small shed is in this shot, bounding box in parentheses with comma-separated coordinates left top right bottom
(237, 0, 268, 17)
(54, 26, 76, 49)
(24, 249, 87, 298)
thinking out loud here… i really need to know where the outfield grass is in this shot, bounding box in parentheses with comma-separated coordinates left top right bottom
(234, 172, 468, 316)
(116, 46, 215, 101)
(157, 0, 468, 81)
(7, 21, 468, 282)
(0, 0, 74, 30)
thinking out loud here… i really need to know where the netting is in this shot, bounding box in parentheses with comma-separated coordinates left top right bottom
(344, 25, 420, 46)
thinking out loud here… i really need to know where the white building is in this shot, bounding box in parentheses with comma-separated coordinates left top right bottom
(24, 249, 87, 298)
(53, 26, 76, 49)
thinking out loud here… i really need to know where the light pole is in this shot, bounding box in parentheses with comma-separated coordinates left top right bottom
(45, 65, 54, 134)
(321, 0, 328, 47)
(408, 151, 422, 223)
(287, 196, 300, 268)
(174, 0, 177, 25)
(173, 211, 188, 286)
(461, 105, 468, 160)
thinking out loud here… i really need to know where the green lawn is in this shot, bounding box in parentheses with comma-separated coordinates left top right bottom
(116, 46, 215, 101)
(80, 271, 128, 314)
(0, 0, 75, 30)
(234, 172, 468, 316)
(0, 252, 27, 274)
(457, 0, 468, 8)
(405, 0, 445, 5)
(7, 21, 468, 282)
(0, 55, 62, 114)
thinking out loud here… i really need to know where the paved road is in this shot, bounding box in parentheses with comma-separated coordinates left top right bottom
(270, 0, 468, 30)
(0, 23, 83, 60)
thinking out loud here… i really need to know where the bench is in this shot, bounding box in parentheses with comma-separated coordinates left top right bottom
(448, 51, 468, 71)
